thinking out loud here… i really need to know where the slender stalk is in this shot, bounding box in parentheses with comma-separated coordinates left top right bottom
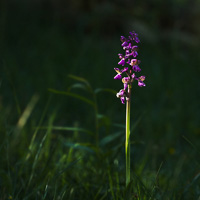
(125, 84, 131, 187)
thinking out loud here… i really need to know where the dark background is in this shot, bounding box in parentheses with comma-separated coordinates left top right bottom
(1, 0, 199, 136)
(0, 0, 200, 199)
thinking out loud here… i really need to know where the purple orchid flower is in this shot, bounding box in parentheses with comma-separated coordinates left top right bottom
(114, 31, 146, 103)
(135, 76, 146, 87)
(122, 77, 130, 90)
(114, 67, 128, 80)
(116, 89, 126, 104)
(132, 65, 141, 72)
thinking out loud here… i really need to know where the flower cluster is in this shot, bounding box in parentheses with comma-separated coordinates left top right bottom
(114, 31, 146, 104)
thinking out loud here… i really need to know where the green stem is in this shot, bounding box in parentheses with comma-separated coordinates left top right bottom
(126, 84, 131, 187)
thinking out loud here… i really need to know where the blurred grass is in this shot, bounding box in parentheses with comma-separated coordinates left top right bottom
(0, 0, 200, 199)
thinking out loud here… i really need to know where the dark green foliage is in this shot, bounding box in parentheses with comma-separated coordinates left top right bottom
(0, 0, 200, 199)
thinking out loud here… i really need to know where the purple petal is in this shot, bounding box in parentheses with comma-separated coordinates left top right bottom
(139, 76, 145, 81)
(130, 59, 137, 65)
(120, 36, 126, 41)
(126, 59, 131, 64)
(132, 65, 141, 72)
(129, 32, 134, 37)
(121, 67, 129, 73)
(137, 76, 146, 86)
(131, 73, 136, 79)
(124, 83, 128, 90)
(135, 37, 140, 43)
(130, 59, 140, 66)
(125, 50, 130, 57)
(116, 89, 125, 97)
(118, 59, 126, 66)
(125, 50, 129, 54)
(132, 45, 138, 50)
(114, 74, 122, 80)
(123, 43, 132, 50)
(120, 97, 125, 104)
(138, 81, 146, 87)
(120, 36, 128, 43)
(129, 32, 140, 43)
(122, 77, 130, 83)
(121, 41, 128, 47)
(129, 31, 138, 38)
(118, 53, 123, 59)
(132, 51, 138, 57)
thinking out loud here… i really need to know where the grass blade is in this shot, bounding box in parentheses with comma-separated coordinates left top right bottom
(95, 88, 117, 95)
(38, 126, 93, 135)
(68, 74, 92, 89)
(48, 88, 95, 107)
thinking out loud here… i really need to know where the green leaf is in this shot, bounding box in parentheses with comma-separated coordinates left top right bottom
(100, 131, 122, 146)
(38, 126, 93, 135)
(113, 123, 125, 129)
(68, 74, 91, 88)
(48, 88, 95, 107)
(67, 83, 88, 92)
(97, 114, 106, 119)
(94, 88, 117, 95)
(61, 142, 95, 153)
(130, 114, 143, 134)
(97, 114, 111, 126)
(57, 158, 81, 176)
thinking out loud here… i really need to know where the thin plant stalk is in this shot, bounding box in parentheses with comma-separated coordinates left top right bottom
(113, 31, 146, 188)
(125, 84, 131, 187)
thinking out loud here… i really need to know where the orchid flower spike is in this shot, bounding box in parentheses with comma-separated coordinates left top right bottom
(114, 31, 146, 104)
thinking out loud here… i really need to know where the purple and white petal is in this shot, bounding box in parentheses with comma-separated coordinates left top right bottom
(114, 68, 121, 74)
(116, 89, 125, 98)
(118, 53, 124, 59)
(120, 97, 125, 104)
(118, 59, 126, 66)
(114, 74, 122, 80)
(124, 83, 128, 90)
(131, 73, 136, 79)
(121, 41, 128, 47)
(138, 81, 146, 87)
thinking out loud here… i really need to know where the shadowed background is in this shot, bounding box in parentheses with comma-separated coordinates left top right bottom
(0, 0, 200, 199)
